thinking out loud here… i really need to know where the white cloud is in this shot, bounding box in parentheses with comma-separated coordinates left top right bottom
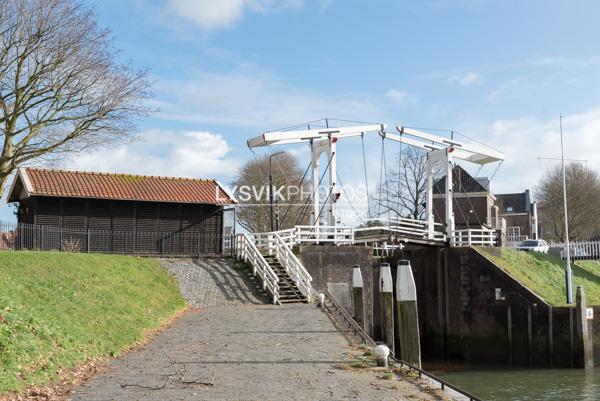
(385, 89, 417, 105)
(524, 56, 600, 68)
(65, 130, 239, 180)
(417, 71, 483, 87)
(447, 72, 483, 87)
(480, 108, 600, 196)
(484, 78, 532, 102)
(155, 71, 388, 127)
(167, 0, 303, 31)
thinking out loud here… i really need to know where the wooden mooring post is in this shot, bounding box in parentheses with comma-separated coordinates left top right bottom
(379, 263, 394, 351)
(395, 260, 422, 368)
(352, 265, 364, 329)
(575, 285, 594, 369)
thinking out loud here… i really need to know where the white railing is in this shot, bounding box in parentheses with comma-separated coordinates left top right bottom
(371, 241, 404, 257)
(251, 228, 297, 255)
(236, 233, 280, 304)
(295, 225, 354, 245)
(273, 232, 314, 301)
(550, 240, 600, 260)
(507, 235, 528, 243)
(354, 217, 446, 242)
(452, 229, 496, 247)
(253, 225, 354, 250)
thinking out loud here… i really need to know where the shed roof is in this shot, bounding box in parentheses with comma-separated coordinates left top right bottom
(7, 167, 236, 205)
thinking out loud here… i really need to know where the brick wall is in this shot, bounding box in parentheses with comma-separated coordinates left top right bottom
(299, 245, 374, 337)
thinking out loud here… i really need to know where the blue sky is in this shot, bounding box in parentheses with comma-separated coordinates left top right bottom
(3, 0, 600, 221)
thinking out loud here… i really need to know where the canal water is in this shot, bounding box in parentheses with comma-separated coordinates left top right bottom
(439, 368, 600, 401)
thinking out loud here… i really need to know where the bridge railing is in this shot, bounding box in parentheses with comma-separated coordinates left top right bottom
(355, 217, 446, 242)
(295, 225, 354, 245)
(452, 229, 496, 247)
(253, 226, 354, 250)
(236, 233, 280, 304)
(273, 232, 314, 301)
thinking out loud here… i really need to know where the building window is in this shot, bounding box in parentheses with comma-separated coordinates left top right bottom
(506, 206, 513, 212)
(508, 226, 521, 240)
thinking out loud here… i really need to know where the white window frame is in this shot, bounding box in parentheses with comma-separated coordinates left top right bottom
(508, 226, 521, 240)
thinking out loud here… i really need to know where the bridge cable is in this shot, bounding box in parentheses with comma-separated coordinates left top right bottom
(279, 161, 312, 228)
(295, 150, 335, 226)
(336, 171, 365, 225)
(452, 162, 483, 228)
(295, 150, 333, 225)
(315, 186, 334, 225)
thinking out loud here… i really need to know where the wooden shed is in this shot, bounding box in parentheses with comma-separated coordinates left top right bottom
(7, 167, 236, 255)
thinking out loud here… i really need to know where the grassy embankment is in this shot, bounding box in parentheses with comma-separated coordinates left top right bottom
(477, 247, 600, 306)
(0, 251, 185, 395)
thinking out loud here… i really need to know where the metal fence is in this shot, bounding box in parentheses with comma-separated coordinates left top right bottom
(0, 220, 235, 257)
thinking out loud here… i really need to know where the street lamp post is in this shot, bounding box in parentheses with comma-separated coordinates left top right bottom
(269, 151, 285, 232)
(560, 116, 573, 304)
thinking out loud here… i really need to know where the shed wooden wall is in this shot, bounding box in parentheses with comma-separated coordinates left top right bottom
(20, 196, 222, 233)
(16, 196, 225, 255)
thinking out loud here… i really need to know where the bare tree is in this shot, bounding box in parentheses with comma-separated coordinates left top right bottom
(0, 0, 151, 195)
(232, 152, 310, 233)
(537, 163, 600, 241)
(373, 147, 436, 220)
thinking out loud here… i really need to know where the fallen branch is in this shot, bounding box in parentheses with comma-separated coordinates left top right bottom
(179, 366, 216, 386)
(118, 366, 216, 391)
(120, 381, 168, 391)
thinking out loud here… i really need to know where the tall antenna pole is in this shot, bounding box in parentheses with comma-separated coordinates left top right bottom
(560, 115, 573, 304)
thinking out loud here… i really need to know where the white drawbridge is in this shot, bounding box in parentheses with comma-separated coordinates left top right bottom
(247, 121, 504, 247)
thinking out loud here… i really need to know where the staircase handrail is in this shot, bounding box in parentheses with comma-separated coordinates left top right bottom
(273, 232, 314, 302)
(236, 233, 280, 304)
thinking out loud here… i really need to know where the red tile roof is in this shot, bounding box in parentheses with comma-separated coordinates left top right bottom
(10, 168, 235, 205)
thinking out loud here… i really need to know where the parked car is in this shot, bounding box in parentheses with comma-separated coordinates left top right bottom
(517, 239, 549, 253)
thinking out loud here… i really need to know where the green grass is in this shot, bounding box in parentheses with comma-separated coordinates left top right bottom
(0, 251, 185, 395)
(477, 247, 600, 307)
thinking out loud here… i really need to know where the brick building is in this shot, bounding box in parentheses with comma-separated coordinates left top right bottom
(432, 165, 502, 230)
(432, 165, 538, 243)
(495, 190, 538, 241)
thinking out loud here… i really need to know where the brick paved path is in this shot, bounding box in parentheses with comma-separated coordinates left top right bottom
(162, 258, 270, 307)
(68, 259, 444, 401)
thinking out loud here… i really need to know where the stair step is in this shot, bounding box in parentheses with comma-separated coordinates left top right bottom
(279, 289, 302, 295)
(279, 298, 307, 304)
(254, 255, 308, 306)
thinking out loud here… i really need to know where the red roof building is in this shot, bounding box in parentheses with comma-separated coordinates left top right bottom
(6, 168, 236, 255)
(8, 167, 235, 205)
